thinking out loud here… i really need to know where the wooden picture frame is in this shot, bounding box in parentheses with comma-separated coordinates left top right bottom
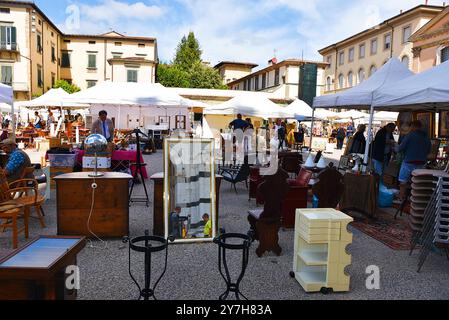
(439, 111, 449, 138)
(163, 138, 216, 243)
(415, 112, 434, 138)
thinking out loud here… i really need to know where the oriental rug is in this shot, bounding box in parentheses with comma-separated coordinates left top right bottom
(350, 209, 415, 251)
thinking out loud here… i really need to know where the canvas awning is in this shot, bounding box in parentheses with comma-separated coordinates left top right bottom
(15, 88, 90, 109)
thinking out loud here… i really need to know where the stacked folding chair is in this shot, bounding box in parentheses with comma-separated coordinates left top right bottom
(410, 170, 439, 233)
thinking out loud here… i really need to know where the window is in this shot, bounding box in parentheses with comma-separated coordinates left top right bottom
(255, 76, 259, 91)
(441, 47, 449, 63)
(87, 80, 97, 88)
(338, 74, 344, 89)
(370, 38, 377, 55)
(37, 65, 43, 87)
(359, 43, 365, 59)
(326, 77, 332, 91)
(348, 47, 354, 62)
(37, 33, 42, 53)
(348, 72, 354, 87)
(358, 68, 365, 83)
(64, 39, 71, 43)
(274, 69, 280, 86)
(51, 73, 56, 87)
(175, 115, 186, 130)
(402, 26, 411, 43)
(51, 46, 56, 63)
(0, 8, 11, 14)
(339, 51, 345, 65)
(401, 55, 410, 68)
(384, 33, 391, 50)
(112, 52, 123, 59)
(127, 69, 138, 83)
(262, 73, 267, 89)
(369, 65, 377, 76)
(87, 54, 97, 69)
(326, 55, 332, 69)
(0, 26, 17, 51)
(0, 65, 12, 86)
(115, 42, 122, 46)
(89, 41, 96, 45)
(61, 51, 71, 68)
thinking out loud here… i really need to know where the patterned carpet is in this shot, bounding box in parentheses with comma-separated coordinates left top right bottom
(350, 208, 415, 251)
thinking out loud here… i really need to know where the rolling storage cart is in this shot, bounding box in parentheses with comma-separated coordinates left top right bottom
(290, 208, 353, 294)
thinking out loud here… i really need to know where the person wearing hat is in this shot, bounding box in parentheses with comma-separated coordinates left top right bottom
(0, 139, 32, 183)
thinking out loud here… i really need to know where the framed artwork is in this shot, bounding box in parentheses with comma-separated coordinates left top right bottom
(439, 111, 449, 138)
(175, 115, 186, 130)
(415, 112, 434, 138)
(163, 138, 217, 243)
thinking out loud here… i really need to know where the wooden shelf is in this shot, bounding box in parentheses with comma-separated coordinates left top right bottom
(298, 251, 328, 266)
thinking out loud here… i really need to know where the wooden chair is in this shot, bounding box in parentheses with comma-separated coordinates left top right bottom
(312, 163, 344, 208)
(0, 204, 27, 249)
(220, 164, 250, 194)
(248, 168, 289, 257)
(0, 171, 46, 229)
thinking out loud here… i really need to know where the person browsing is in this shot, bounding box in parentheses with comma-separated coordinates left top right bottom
(91, 110, 115, 142)
(229, 114, 249, 131)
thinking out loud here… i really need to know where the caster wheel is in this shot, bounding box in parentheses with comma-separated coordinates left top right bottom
(289, 271, 295, 278)
(320, 287, 332, 295)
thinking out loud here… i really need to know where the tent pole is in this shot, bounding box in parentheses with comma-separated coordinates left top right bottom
(363, 105, 375, 173)
(11, 102, 16, 139)
(309, 108, 316, 150)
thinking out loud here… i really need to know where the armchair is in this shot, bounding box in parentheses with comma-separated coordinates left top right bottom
(219, 164, 250, 194)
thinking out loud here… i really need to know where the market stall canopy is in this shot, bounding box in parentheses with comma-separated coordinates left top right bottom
(314, 109, 337, 119)
(15, 88, 90, 109)
(204, 95, 285, 119)
(284, 99, 326, 120)
(64, 81, 208, 108)
(0, 83, 13, 105)
(372, 111, 399, 122)
(373, 60, 449, 110)
(333, 110, 368, 120)
(313, 58, 414, 109)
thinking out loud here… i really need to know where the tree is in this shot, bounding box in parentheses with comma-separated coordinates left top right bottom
(54, 80, 81, 94)
(157, 32, 227, 90)
(173, 32, 202, 70)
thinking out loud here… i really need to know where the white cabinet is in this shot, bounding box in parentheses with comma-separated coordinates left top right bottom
(292, 209, 353, 293)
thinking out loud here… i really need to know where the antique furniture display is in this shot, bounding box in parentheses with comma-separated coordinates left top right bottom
(54, 172, 133, 238)
(219, 163, 250, 194)
(213, 232, 253, 300)
(312, 163, 344, 208)
(0, 236, 86, 300)
(0, 204, 26, 249)
(163, 138, 217, 243)
(291, 209, 353, 294)
(249, 166, 264, 203)
(248, 168, 289, 257)
(340, 173, 378, 217)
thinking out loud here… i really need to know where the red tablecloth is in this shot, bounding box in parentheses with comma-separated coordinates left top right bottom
(76, 150, 148, 179)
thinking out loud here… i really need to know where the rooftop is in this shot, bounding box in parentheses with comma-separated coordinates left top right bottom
(213, 61, 259, 69)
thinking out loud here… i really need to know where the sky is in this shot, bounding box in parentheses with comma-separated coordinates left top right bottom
(34, 0, 446, 69)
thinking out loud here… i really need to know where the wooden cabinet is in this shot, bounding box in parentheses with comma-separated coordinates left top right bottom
(151, 172, 222, 237)
(0, 236, 86, 300)
(54, 172, 132, 238)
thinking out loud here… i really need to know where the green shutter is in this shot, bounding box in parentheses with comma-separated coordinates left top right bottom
(11, 27, 16, 50)
(0, 26, 5, 48)
(299, 64, 318, 107)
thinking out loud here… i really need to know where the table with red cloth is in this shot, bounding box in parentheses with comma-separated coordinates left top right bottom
(75, 149, 148, 179)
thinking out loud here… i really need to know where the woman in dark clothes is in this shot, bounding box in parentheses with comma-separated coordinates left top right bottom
(349, 124, 367, 154)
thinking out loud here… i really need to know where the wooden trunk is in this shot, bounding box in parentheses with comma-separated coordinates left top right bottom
(54, 172, 132, 238)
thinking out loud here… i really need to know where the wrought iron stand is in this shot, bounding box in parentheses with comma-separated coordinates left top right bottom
(213, 232, 253, 300)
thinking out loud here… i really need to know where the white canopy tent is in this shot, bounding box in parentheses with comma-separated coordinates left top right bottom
(373, 60, 449, 110)
(15, 88, 89, 110)
(284, 98, 328, 121)
(312, 58, 415, 168)
(333, 110, 368, 120)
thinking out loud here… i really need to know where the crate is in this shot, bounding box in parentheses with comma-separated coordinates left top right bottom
(48, 154, 76, 167)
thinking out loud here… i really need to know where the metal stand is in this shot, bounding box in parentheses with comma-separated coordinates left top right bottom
(125, 231, 173, 300)
(213, 231, 253, 300)
(128, 128, 150, 207)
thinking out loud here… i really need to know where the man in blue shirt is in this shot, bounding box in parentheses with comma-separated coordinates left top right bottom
(229, 114, 249, 131)
(0, 138, 32, 183)
(395, 120, 431, 201)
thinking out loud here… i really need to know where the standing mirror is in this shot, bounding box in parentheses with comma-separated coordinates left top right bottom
(164, 138, 216, 243)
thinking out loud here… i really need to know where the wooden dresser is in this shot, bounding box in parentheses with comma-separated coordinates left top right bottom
(54, 172, 133, 238)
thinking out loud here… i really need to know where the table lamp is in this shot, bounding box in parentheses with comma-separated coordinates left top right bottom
(84, 134, 108, 178)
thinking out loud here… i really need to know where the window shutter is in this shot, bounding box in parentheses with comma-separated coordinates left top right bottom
(11, 27, 16, 50)
(442, 47, 449, 63)
(0, 26, 5, 48)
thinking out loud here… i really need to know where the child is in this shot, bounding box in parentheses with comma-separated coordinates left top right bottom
(202, 213, 212, 238)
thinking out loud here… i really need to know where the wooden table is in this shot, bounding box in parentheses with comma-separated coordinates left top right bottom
(54, 172, 133, 238)
(150, 172, 222, 237)
(0, 236, 86, 300)
(340, 173, 378, 217)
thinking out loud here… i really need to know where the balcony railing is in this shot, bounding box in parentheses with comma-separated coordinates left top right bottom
(0, 42, 19, 52)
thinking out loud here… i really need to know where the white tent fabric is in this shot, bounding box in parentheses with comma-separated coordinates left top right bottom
(313, 58, 414, 109)
(15, 88, 89, 109)
(204, 95, 285, 119)
(373, 60, 449, 110)
(314, 109, 337, 120)
(284, 99, 324, 120)
(64, 81, 207, 108)
(333, 110, 367, 120)
(0, 83, 13, 105)
(372, 111, 399, 122)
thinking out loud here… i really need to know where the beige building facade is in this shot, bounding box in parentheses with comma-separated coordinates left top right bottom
(214, 61, 258, 85)
(0, 0, 158, 101)
(319, 4, 445, 95)
(225, 59, 328, 101)
(410, 6, 449, 72)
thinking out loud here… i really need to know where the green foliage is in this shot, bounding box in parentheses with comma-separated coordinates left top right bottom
(157, 32, 227, 90)
(53, 80, 81, 94)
